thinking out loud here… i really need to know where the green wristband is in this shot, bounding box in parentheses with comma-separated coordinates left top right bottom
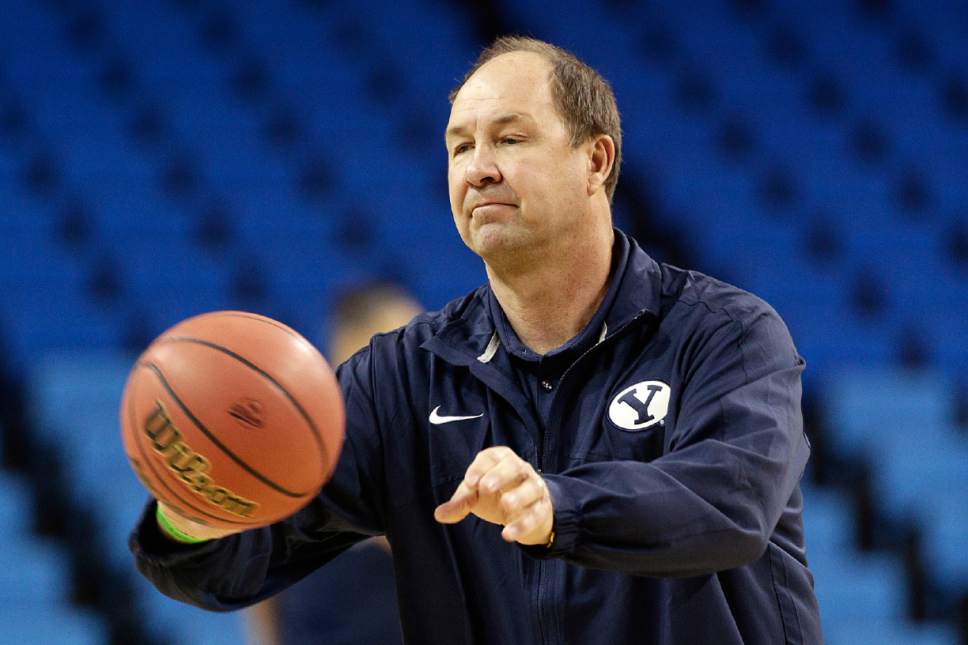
(156, 505, 209, 544)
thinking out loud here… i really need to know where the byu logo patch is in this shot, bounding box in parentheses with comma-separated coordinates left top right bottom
(608, 381, 671, 431)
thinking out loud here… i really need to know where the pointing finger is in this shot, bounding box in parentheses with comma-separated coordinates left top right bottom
(434, 480, 478, 524)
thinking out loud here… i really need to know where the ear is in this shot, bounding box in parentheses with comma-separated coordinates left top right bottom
(586, 134, 616, 196)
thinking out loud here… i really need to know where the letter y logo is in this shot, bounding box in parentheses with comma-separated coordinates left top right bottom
(608, 381, 671, 431)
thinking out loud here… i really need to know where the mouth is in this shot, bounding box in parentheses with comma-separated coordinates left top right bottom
(471, 202, 516, 215)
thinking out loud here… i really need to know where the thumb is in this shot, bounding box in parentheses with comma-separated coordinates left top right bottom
(434, 481, 477, 524)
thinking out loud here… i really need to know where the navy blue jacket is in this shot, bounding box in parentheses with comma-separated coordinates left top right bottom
(131, 230, 821, 644)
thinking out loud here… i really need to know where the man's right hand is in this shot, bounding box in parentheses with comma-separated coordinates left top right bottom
(156, 501, 243, 543)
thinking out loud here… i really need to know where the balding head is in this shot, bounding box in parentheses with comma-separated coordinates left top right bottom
(450, 37, 622, 203)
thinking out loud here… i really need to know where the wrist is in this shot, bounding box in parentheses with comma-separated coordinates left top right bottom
(155, 504, 209, 544)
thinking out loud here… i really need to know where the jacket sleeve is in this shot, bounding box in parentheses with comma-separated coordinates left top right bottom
(533, 308, 810, 578)
(129, 346, 389, 611)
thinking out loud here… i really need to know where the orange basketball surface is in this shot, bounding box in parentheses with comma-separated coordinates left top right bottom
(119, 311, 344, 530)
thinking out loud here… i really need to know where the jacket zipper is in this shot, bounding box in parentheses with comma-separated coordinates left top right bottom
(533, 310, 651, 645)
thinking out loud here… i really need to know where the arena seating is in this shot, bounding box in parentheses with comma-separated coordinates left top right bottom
(0, 438, 108, 645)
(0, 0, 965, 642)
(804, 484, 958, 645)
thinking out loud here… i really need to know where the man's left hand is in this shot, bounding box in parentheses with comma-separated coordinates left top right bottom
(434, 446, 554, 546)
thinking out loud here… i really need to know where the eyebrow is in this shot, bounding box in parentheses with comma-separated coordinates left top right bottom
(445, 112, 533, 140)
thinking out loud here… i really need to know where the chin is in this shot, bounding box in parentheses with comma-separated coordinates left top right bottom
(471, 223, 531, 262)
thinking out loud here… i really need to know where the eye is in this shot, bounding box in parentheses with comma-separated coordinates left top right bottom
(501, 137, 520, 145)
(453, 143, 472, 156)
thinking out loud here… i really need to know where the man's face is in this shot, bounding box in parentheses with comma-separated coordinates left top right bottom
(446, 52, 590, 262)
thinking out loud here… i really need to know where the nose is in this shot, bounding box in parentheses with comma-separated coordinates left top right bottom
(464, 145, 501, 188)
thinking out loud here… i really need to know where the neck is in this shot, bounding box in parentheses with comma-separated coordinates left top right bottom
(487, 226, 614, 355)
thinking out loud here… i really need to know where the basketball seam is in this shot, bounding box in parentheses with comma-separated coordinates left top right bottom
(155, 336, 329, 468)
(208, 312, 300, 338)
(127, 368, 260, 527)
(141, 360, 311, 498)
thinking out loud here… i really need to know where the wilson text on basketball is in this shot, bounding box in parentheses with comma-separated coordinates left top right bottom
(143, 401, 259, 518)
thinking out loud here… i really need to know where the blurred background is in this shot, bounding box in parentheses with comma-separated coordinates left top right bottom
(0, 0, 965, 643)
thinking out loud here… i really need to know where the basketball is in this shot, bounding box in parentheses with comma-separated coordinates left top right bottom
(119, 311, 345, 531)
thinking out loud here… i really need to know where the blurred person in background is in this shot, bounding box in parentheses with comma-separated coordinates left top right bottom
(244, 283, 418, 645)
(131, 36, 821, 644)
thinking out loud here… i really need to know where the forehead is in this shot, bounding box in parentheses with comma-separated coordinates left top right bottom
(447, 51, 556, 131)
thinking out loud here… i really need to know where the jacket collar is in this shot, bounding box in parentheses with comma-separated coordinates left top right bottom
(422, 228, 662, 363)
(601, 228, 663, 331)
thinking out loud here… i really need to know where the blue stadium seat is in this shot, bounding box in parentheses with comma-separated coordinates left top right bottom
(823, 619, 959, 645)
(919, 494, 968, 591)
(0, 473, 109, 644)
(0, 538, 74, 604)
(810, 549, 907, 623)
(802, 484, 853, 552)
(0, 236, 88, 297)
(1, 291, 127, 370)
(0, 471, 32, 529)
(798, 484, 954, 643)
(871, 429, 968, 522)
(113, 237, 235, 299)
(0, 604, 107, 645)
(803, 485, 906, 625)
(822, 369, 954, 458)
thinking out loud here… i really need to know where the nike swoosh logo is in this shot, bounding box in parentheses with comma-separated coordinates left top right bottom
(429, 405, 484, 425)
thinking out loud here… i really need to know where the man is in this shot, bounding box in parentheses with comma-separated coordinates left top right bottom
(132, 37, 822, 644)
